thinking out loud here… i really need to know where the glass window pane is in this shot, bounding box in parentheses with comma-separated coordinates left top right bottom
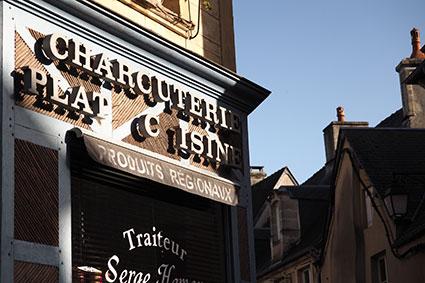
(379, 257, 387, 282)
(71, 176, 228, 282)
(303, 269, 310, 283)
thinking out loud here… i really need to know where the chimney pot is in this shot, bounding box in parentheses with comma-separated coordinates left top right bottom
(323, 108, 368, 163)
(410, 28, 425, 59)
(337, 106, 345, 122)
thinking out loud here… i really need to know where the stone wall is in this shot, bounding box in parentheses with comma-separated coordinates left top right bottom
(89, 0, 236, 70)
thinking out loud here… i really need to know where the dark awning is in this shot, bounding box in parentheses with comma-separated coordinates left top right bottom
(66, 128, 239, 206)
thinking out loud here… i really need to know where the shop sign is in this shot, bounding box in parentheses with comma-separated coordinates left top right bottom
(18, 33, 243, 168)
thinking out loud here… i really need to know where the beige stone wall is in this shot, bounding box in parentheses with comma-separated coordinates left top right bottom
(89, 0, 236, 71)
(363, 205, 425, 283)
(321, 151, 360, 283)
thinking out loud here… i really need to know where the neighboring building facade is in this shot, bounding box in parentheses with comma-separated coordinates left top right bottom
(320, 128, 425, 283)
(254, 28, 425, 283)
(320, 29, 425, 283)
(255, 111, 367, 283)
(1, 0, 269, 282)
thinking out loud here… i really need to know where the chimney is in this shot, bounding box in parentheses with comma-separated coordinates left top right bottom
(396, 28, 425, 127)
(250, 166, 267, 185)
(323, 107, 368, 162)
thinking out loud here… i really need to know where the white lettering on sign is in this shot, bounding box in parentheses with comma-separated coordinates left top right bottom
(122, 227, 187, 261)
(168, 168, 233, 203)
(22, 66, 111, 118)
(105, 255, 151, 283)
(39, 33, 241, 133)
(19, 32, 244, 168)
(137, 114, 160, 138)
(88, 140, 238, 205)
(104, 227, 203, 283)
(172, 126, 242, 168)
(95, 144, 165, 181)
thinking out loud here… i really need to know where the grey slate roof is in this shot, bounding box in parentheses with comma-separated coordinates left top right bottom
(341, 128, 425, 195)
(288, 185, 330, 200)
(376, 108, 405, 128)
(302, 163, 333, 186)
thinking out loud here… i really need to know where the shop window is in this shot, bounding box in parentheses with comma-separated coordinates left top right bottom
(298, 267, 311, 283)
(372, 252, 388, 283)
(71, 171, 228, 282)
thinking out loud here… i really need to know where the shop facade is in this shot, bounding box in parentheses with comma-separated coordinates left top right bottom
(0, 0, 269, 282)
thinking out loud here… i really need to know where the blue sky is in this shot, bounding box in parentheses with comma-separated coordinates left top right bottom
(233, 0, 425, 182)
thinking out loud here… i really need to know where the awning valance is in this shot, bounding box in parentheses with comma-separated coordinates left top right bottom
(66, 128, 239, 206)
